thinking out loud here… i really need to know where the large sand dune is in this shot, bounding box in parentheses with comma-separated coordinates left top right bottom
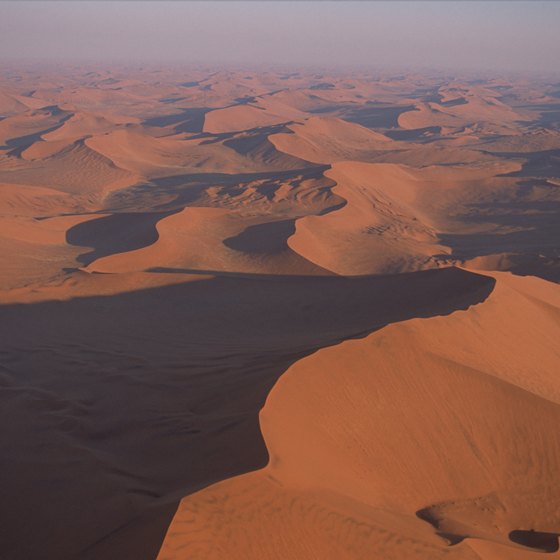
(0, 267, 493, 560)
(158, 272, 560, 560)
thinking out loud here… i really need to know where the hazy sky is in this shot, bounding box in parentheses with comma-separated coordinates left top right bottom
(1, 1, 559, 74)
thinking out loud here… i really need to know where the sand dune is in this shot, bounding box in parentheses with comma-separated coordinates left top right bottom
(41, 110, 130, 142)
(86, 129, 201, 175)
(85, 126, 311, 177)
(398, 90, 531, 131)
(0, 89, 30, 116)
(158, 272, 560, 560)
(288, 161, 447, 274)
(0, 105, 71, 150)
(270, 116, 395, 164)
(0, 138, 138, 195)
(0, 267, 493, 560)
(202, 100, 303, 134)
(288, 159, 559, 278)
(0, 212, 105, 289)
(85, 207, 330, 276)
(0, 182, 71, 216)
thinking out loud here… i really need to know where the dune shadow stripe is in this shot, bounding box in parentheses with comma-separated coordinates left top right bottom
(65, 209, 181, 266)
(509, 530, 560, 552)
(223, 219, 296, 254)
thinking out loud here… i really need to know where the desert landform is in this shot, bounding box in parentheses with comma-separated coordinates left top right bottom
(0, 63, 559, 559)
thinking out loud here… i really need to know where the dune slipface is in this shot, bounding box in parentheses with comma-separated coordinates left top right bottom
(0, 64, 558, 560)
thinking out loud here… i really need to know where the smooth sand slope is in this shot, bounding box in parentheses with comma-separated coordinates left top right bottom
(269, 116, 394, 164)
(288, 161, 446, 274)
(158, 272, 560, 560)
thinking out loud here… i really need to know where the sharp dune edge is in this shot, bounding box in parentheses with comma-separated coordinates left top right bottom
(158, 272, 560, 560)
(0, 65, 559, 560)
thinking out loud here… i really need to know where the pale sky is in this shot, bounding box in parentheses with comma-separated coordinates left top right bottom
(1, 1, 559, 74)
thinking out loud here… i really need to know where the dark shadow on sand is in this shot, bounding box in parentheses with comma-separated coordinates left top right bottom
(66, 210, 180, 265)
(223, 219, 296, 254)
(509, 530, 560, 552)
(0, 267, 495, 560)
(142, 108, 211, 134)
(437, 181, 560, 282)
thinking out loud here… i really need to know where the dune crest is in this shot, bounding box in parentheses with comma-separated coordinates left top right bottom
(157, 272, 560, 559)
(288, 161, 447, 275)
(270, 116, 394, 164)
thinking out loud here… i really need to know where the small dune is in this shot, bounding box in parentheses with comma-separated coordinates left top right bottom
(270, 116, 394, 164)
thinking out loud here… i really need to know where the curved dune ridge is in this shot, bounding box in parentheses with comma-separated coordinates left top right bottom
(397, 84, 533, 132)
(203, 98, 306, 135)
(0, 183, 108, 288)
(1, 68, 557, 290)
(0, 216, 92, 289)
(157, 272, 560, 560)
(0, 267, 494, 560)
(269, 116, 395, 164)
(288, 161, 448, 275)
(85, 126, 311, 177)
(84, 206, 330, 276)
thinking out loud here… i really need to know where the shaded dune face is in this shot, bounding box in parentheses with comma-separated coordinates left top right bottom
(509, 530, 560, 553)
(0, 268, 493, 560)
(65, 209, 179, 266)
(223, 219, 296, 254)
(0, 68, 559, 560)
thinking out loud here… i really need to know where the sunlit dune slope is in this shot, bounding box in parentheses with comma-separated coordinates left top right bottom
(158, 272, 560, 560)
(288, 161, 447, 275)
(398, 86, 533, 131)
(0, 266, 493, 560)
(270, 116, 394, 164)
(0, 211, 106, 289)
(0, 105, 70, 148)
(0, 66, 559, 560)
(86, 127, 311, 176)
(0, 90, 30, 116)
(40, 110, 133, 142)
(0, 139, 138, 195)
(85, 206, 330, 276)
